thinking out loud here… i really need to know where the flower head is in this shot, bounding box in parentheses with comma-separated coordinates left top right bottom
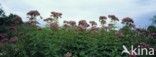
(69, 21, 76, 26)
(27, 10, 40, 17)
(122, 17, 135, 28)
(108, 15, 119, 21)
(44, 18, 53, 21)
(89, 21, 97, 26)
(79, 20, 89, 27)
(13, 15, 23, 24)
(78, 20, 89, 30)
(27, 10, 41, 26)
(28, 21, 39, 26)
(99, 16, 107, 25)
(51, 11, 62, 18)
(122, 17, 134, 24)
(99, 16, 107, 20)
(63, 20, 76, 28)
(64, 20, 69, 23)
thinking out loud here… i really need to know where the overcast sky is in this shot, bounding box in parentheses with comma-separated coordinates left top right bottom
(0, 0, 156, 28)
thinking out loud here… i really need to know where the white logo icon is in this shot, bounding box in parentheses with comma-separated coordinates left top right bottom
(122, 45, 130, 55)
(121, 45, 155, 55)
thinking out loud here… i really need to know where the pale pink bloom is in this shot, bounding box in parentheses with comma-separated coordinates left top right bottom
(51, 11, 62, 18)
(27, 10, 40, 17)
(44, 18, 53, 22)
(99, 16, 107, 25)
(99, 16, 107, 20)
(68, 21, 76, 26)
(27, 10, 41, 26)
(63, 20, 76, 28)
(89, 21, 97, 26)
(122, 17, 134, 24)
(78, 20, 89, 30)
(13, 15, 23, 25)
(108, 15, 119, 21)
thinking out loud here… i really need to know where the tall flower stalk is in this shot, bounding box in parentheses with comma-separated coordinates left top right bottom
(89, 21, 98, 31)
(50, 11, 62, 23)
(27, 10, 41, 26)
(99, 16, 107, 27)
(108, 15, 119, 30)
(78, 20, 89, 31)
(44, 11, 62, 30)
(122, 17, 135, 28)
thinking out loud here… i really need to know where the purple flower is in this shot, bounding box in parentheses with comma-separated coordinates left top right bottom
(78, 20, 89, 30)
(122, 17, 135, 28)
(99, 16, 107, 25)
(51, 11, 62, 18)
(44, 18, 53, 21)
(27, 10, 40, 17)
(63, 20, 76, 28)
(68, 21, 76, 26)
(89, 21, 97, 26)
(108, 15, 119, 21)
(27, 10, 41, 26)
(122, 17, 134, 24)
(99, 16, 107, 20)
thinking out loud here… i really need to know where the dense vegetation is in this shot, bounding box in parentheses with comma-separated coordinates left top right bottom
(0, 6, 156, 57)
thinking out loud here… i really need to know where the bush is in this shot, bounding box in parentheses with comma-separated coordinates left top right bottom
(1, 24, 155, 57)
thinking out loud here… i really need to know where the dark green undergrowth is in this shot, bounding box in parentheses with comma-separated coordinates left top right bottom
(0, 24, 156, 57)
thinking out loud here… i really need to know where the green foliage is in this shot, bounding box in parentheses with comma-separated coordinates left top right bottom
(1, 24, 155, 57)
(147, 25, 156, 32)
(0, 7, 5, 17)
(0, 8, 23, 37)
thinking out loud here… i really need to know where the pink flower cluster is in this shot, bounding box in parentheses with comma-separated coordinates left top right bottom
(108, 15, 119, 21)
(78, 20, 90, 30)
(122, 17, 135, 28)
(27, 10, 40, 17)
(51, 11, 62, 18)
(99, 16, 107, 25)
(27, 10, 41, 26)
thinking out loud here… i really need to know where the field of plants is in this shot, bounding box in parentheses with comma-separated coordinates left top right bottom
(0, 6, 156, 57)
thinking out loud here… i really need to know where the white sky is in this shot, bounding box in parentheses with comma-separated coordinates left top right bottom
(0, 0, 156, 28)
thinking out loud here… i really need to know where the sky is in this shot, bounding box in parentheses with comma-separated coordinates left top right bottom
(0, 0, 156, 28)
